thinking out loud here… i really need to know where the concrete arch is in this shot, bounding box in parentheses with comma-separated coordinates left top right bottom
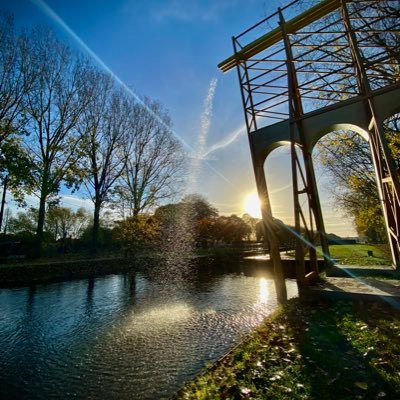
(249, 84, 400, 166)
(263, 143, 294, 204)
(309, 123, 370, 152)
(262, 140, 291, 163)
(383, 109, 400, 124)
(374, 92, 400, 123)
(257, 140, 307, 166)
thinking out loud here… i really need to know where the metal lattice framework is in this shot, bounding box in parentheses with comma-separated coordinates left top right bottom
(219, 0, 400, 283)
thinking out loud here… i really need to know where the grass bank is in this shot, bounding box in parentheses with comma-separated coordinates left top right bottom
(328, 244, 392, 266)
(175, 298, 400, 399)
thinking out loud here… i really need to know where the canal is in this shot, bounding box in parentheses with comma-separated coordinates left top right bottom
(0, 259, 297, 399)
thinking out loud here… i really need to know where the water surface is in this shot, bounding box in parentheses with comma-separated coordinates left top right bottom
(0, 260, 297, 399)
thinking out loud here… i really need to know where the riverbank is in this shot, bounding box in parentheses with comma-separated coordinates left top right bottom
(0, 243, 393, 288)
(175, 297, 400, 399)
(0, 247, 261, 287)
(0, 257, 134, 287)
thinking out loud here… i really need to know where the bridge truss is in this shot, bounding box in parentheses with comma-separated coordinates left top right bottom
(219, 0, 400, 283)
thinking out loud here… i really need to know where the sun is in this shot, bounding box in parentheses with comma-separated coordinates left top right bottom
(244, 193, 262, 218)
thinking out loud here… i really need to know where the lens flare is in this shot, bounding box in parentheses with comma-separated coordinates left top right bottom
(30, 0, 232, 185)
(244, 193, 261, 218)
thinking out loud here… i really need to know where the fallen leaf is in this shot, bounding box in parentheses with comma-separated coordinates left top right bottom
(241, 387, 252, 395)
(354, 381, 368, 390)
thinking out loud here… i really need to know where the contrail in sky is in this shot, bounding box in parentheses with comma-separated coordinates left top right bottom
(30, 0, 233, 185)
(201, 123, 246, 158)
(198, 78, 218, 158)
(201, 115, 263, 159)
(187, 78, 218, 192)
(269, 183, 292, 194)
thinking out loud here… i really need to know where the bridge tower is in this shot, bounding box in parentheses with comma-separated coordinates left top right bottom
(218, 0, 400, 286)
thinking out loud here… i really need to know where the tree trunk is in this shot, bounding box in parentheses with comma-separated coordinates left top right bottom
(34, 189, 47, 258)
(0, 175, 9, 233)
(92, 198, 101, 253)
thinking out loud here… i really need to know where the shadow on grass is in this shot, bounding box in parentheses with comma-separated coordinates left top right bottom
(175, 298, 400, 399)
(291, 300, 398, 399)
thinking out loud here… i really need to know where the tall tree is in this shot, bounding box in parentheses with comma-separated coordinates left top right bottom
(78, 71, 132, 251)
(242, 213, 259, 241)
(22, 28, 91, 256)
(0, 12, 34, 146)
(0, 13, 35, 218)
(8, 207, 37, 236)
(114, 98, 185, 218)
(154, 194, 218, 249)
(46, 206, 90, 250)
(213, 215, 251, 244)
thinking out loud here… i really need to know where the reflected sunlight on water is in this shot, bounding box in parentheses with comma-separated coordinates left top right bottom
(258, 277, 270, 304)
(123, 303, 194, 331)
(0, 263, 298, 400)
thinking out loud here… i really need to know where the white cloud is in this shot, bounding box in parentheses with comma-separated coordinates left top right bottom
(58, 195, 94, 211)
(4, 193, 94, 214)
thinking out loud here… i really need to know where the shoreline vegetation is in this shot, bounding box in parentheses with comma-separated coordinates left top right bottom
(174, 298, 400, 400)
(0, 246, 260, 288)
(0, 244, 393, 288)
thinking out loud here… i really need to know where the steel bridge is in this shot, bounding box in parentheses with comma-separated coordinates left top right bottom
(218, 0, 400, 285)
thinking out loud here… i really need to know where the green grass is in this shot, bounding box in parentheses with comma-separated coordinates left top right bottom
(327, 244, 392, 266)
(175, 298, 400, 400)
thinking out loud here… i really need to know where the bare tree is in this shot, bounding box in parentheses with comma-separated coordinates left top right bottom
(0, 13, 36, 220)
(22, 28, 92, 256)
(78, 71, 133, 251)
(114, 98, 185, 218)
(0, 12, 35, 145)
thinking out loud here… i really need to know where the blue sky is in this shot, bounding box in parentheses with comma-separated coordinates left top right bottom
(1, 0, 355, 236)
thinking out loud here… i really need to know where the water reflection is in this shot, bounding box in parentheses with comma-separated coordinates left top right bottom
(0, 259, 297, 400)
(85, 278, 95, 314)
(258, 277, 269, 304)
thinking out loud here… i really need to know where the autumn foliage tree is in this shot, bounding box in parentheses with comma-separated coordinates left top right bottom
(0, 15, 187, 258)
(21, 28, 92, 256)
(113, 215, 160, 257)
(213, 215, 251, 244)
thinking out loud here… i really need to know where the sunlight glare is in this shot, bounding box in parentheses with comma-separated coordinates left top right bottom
(258, 278, 269, 304)
(244, 193, 262, 218)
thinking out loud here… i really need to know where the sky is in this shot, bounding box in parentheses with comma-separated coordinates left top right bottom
(1, 0, 356, 236)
